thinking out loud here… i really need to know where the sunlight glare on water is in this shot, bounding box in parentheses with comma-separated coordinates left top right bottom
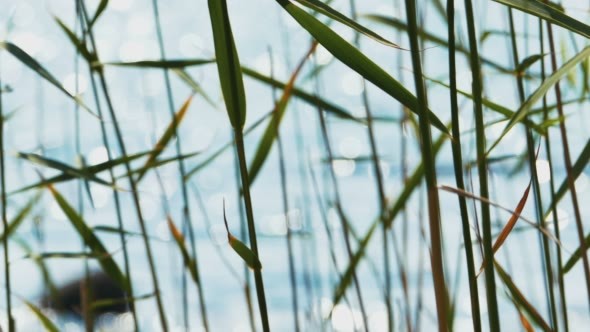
(536, 159, 551, 184)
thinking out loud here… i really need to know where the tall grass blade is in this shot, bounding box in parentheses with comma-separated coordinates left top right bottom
(489, 46, 590, 154)
(0, 42, 94, 116)
(275, 0, 449, 135)
(135, 94, 194, 181)
(493, 0, 590, 39)
(477, 181, 532, 276)
(293, 0, 402, 48)
(46, 184, 128, 292)
(22, 300, 59, 332)
(208, 0, 246, 129)
(223, 203, 262, 271)
(494, 262, 552, 331)
(248, 43, 316, 185)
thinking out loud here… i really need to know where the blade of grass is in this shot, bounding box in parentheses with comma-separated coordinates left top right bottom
(248, 42, 317, 185)
(446, 0, 482, 328)
(47, 184, 127, 291)
(208, 0, 268, 329)
(0, 191, 43, 242)
(22, 300, 59, 332)
(0, 41, 95, 117)
(135, 94, 194, 181)
(275, 0, 450, 135)
(404, 1, 449, 330)
(493, 0, 590, 39)
(494, 262, 552, 331)
(463, 0, 500, 328)
(488, 46, 590, 154)
(293, 0, 402, 48)
(222, 202, 262, 271)
(477, 181, 532, 276)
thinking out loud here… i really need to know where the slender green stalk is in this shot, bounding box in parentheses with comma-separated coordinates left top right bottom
(277, 129, 301, 332)
(506, 8, 557, 329)
(149, 0, 209, 330)
(463, 0, 500, 329)
(311, 55, 369, 332)
(539, 18, 569, 331)
(77, 2, 168, 330)
(446, 1, 481, 330)
(82, 37, 139, 332)
(404, 1, 448, 331)
(234, 129, 270, 332)
(71, 5, 95, 330)
(544, 7, 590, 309)
(269, 49, 300, 332)
(0, 52, 14, 332)
(232, 143, 257, 332)
(347, 1, 393, 329)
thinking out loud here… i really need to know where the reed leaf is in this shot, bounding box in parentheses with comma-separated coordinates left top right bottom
(478, 181, 532, 276)
(293, 0, 401, 48)
(208, 0, 246, 129)
(493, 0, 590, 39)
(488, 46, 590, 154)
(0, 42, 94, 116)
(22, 300, 59, 332)
(47, 185, 128, 292)
(0, 191, 42, 242)
(275, 0, 450, 135)
(135, 94, 194, 181)
(248, 43, 316, 185)
(223, 203, 262, 271)
(167, 217, 202, 284)
(494, 262, 552, 331)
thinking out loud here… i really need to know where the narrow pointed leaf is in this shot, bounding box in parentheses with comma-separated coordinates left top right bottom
(275, 0, 449, 135)
(242, 67, 359, 122)
(167, 217, 201, 284)
(494, 262, 552, 331)
(100, 59, 215, 69)
(488, 46, 590, 154)
(0, 191, 43, 242)
(478, 181, 532, 276)
(0, 42, 95, 116)
(248, 42, 316, 185)
(294, 0, 401, 48)
(10, 150, 150, 195)
(18, 152, 113, 188)
(135, 94, 194, 181)
(47, 185, 128, 292)
(89, 0, 109, 28)
(493, 0, 590, 39)
(563, 232, 590, 273)
(184, 111, 273, 182)
(223, 203, 262, 270)
(54, 17, 96, 63)
(544, 139, 590, 219)
(333, 130, 448, 307)
(23, 300, 59, 332)
(208, 0, 246, 129)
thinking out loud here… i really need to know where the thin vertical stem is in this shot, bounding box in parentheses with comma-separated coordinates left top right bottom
(446, 1, 481, 330)
(544, 9, 590, 310)
(404, 0, 448, 331)
(149, 0, 209, 330)
(463, 0, 500, 329)
(0, 54, 14, 332)
(539, 18, 569, 331)
(77, 2, 168, 330)
(234, 129, 270, 332)
(506, 9, 557, 329)
(347, 1, 393, 329)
